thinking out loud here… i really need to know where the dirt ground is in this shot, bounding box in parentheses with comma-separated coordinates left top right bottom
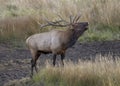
(0, 41, 120, 86)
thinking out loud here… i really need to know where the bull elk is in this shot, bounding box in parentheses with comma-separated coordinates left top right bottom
(26, 15, 88, 77)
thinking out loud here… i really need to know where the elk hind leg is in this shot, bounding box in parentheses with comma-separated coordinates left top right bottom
(34, 52, 41, 73)
(30, 49, 40, 77)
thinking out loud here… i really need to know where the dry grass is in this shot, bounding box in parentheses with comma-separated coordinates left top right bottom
(0, 0, 119, 25)
(33, 56, 120, 86)
(0, 16, 39, 41)
(0, 0, 120, 45)
(4, 55, 120, 86)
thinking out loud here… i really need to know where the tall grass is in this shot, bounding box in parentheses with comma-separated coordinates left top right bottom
(5, 55, 120, 86)
(1, 0, 119, 25)
(32, 56, 120, 86)
(0, 16, 39, 40)
(0, 0, 120, 45)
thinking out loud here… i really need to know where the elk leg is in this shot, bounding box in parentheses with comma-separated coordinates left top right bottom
(61, 53, 65, 66)
(31, 59, 34, 77)
(34, 52, 41, 73)
(53, 54, 57, 66)
(30, 50, 40, 77)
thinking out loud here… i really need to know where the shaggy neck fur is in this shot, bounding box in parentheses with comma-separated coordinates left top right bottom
(66, 29, 84, 48)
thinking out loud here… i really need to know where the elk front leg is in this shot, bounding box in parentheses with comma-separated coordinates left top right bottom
(53, 54, 57, 66)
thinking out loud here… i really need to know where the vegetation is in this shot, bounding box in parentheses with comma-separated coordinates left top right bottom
(33, 56, 120, 86)
(0, 0, 120, 46)
(5, 56, 120, 86)
(1, 1, 120, 86)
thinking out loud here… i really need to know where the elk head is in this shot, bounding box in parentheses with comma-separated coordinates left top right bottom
(69, 15, 88, 38)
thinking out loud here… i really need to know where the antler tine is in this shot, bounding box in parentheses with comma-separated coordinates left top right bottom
(40, 18, 51, 28)
(72, 15, 78, 23)
(40, 19, 69, 28)
(75, 15, 81, 23)
(69, 15, 72, 24)
(46, 20, 69, 27)
(57, 14, 69, 23)
(40, 24, 49, 28)
(72, 15, 81, 23)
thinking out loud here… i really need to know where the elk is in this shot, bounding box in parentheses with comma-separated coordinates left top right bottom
(26, 15, 88, 77)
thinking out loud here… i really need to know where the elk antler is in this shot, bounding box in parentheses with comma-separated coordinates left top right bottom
(40, 20, 70, 28)
(40, 15, 81, 28)
(72, 15, 78, 23)
(75, 15, 81, 23)
(72, 15, 81, 23)
(69, 15, 73, 24)
(40, 16, 69, 28)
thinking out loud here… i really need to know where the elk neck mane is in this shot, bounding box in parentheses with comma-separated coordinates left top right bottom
(63, 29, 78, 48)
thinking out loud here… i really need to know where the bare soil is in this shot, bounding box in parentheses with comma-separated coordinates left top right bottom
(0, 41, 120, 86)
